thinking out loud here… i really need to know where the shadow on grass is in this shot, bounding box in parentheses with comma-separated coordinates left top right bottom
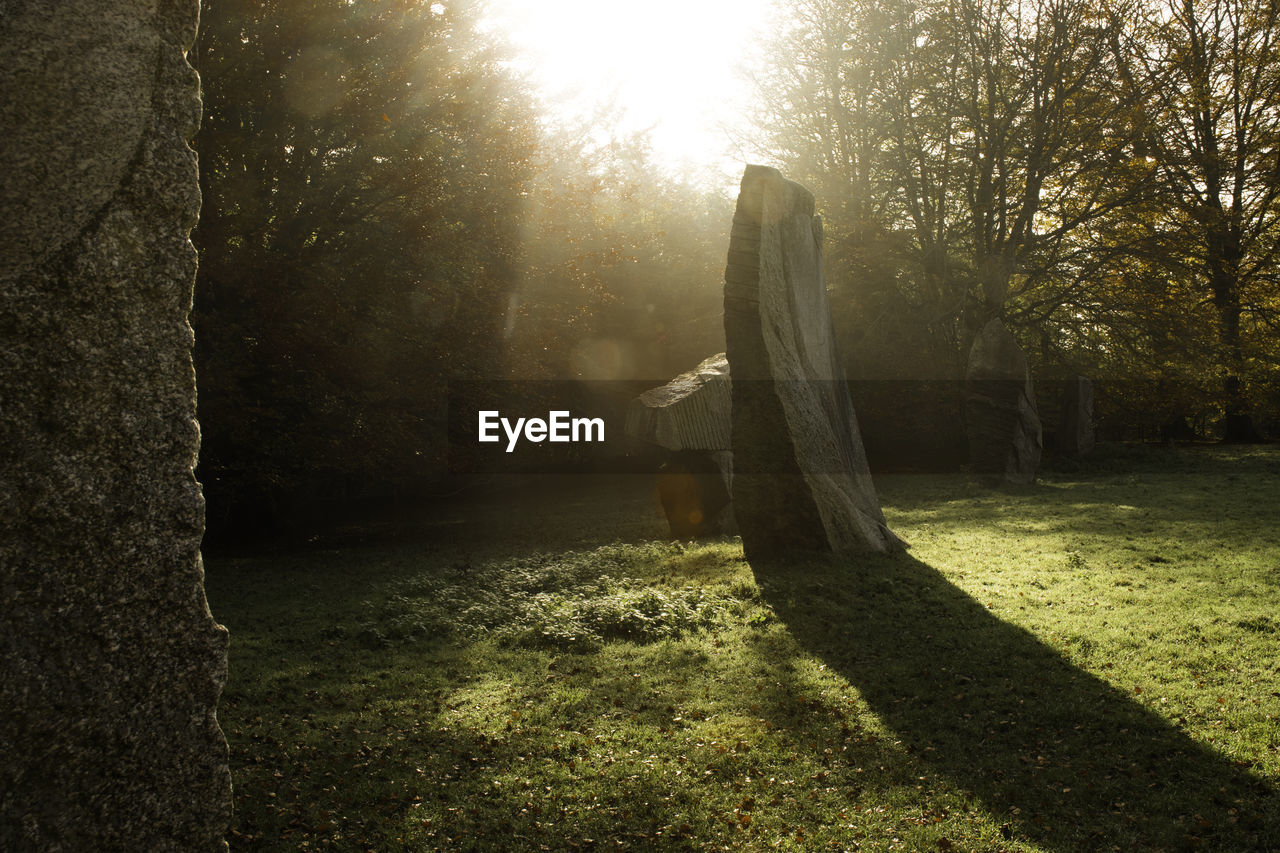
(753, 552, 1280, 852)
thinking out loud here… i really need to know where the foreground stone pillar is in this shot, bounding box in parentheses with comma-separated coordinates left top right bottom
(723, 165, 902, 558)
(0, 2, 232, 850)
(965, 319, 1043, 484)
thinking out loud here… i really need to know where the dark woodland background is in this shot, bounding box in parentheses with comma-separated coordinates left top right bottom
(192, 0, 1280, 540)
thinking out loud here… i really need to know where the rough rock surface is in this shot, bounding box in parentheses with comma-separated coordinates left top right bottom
(1057, 375, 1095, 459)
(965, 319, 1043, 483)
(625, 353, 732, 451)
(722, 165, 901, 557)
(0, 2, 232, 850)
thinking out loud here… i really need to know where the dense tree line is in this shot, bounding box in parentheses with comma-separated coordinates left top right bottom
(192, 0, 1279, 536)
(193, 0, 726, 536)
(505, 119, 730, 382)
(752, 0, 1280, 439)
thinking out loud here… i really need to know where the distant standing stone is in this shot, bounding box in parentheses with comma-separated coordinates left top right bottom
(723, 165, 902, 557)
(1057, 375, 1095, 459)
(965, 319, 1043, 483)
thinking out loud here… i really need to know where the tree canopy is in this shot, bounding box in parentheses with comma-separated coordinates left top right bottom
(192, 0, 1278, 537)
(193, 0, 727, 536)
(750, 0, 1280, 437)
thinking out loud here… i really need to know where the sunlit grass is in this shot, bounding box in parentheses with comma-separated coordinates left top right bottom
(207, 446, 1280, 851)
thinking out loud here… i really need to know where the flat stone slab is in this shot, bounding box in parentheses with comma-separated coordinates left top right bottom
(625, 353, 732, 451)
(723, 165, 902, 557)
(627, 356, 734, 537)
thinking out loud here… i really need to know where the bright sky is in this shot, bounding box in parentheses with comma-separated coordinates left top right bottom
(484, 0, 774, 185)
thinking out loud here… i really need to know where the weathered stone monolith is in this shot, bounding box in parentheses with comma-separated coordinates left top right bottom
(1, 3, 231, 850)
(626, 354, 734, 537)
(722, 165, 902, 557)
(1057, 375, 1095, 459)
(965, 319, 1043, 483)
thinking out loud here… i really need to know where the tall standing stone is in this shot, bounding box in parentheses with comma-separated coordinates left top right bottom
(965, 319, 1043, 484)
(723, 165, 902, 558)
(1, 2, 232, 849)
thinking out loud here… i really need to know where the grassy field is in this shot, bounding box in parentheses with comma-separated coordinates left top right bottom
(205, 445, 1280, 851)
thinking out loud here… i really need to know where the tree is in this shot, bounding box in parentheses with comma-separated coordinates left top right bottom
(748, 0, 966, 378)
(751, 0, 1146, 379)
(507, 116, 732, 382)
(193, 0, 539, 532)
(1126, 0, 1280, 439)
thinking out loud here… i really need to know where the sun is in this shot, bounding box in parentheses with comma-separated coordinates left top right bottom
(484, 0, 772, 180)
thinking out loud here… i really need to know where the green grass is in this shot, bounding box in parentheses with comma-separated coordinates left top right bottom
(206, 447, 1280, 851)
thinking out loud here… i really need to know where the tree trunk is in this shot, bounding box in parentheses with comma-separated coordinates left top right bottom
(1208, 227, 1263, 443)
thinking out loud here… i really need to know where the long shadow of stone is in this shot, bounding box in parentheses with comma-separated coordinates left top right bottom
(753, 552, 1279, 851)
